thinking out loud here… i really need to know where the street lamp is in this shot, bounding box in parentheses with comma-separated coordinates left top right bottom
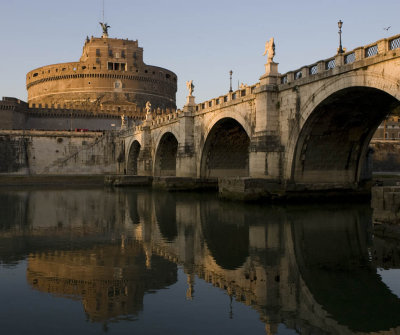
(338, 20, 344, 54)
(229, 70, 233, 92)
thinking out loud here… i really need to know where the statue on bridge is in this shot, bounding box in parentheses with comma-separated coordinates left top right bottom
(263, 37, 275, 64)
(186, 80, 194, 96)
(145, 101, 152, 114)
(120, 114, 127, 129)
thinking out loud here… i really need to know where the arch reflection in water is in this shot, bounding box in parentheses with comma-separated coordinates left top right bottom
(0, 189, 400, 334)
(131, 191, 400, 334)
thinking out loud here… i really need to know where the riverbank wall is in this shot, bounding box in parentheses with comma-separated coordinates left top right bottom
(0, 130, 124, 175)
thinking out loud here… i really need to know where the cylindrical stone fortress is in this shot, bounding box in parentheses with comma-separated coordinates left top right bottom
(26, 35, 177, 117)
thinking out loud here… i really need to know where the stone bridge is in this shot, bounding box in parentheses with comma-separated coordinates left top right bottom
(120, 34, 400, 198)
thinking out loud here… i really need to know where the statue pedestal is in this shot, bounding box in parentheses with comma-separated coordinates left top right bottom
(260, 62, 280, 85)
(183, 95, 196, 113)
(186, 95, 196, 107)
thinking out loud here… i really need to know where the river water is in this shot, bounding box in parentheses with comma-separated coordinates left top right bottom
(0, 187, 399, 335)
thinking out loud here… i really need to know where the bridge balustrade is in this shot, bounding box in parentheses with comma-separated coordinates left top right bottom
(390, 36, 400, 50)
(325, 58, 336, 70)
(294, 70, 302, 80)
(279, 33, 400, 86)
(308, 65, 318, 75)
(344, 52, 356, 64)
(365, 44, 378, 58)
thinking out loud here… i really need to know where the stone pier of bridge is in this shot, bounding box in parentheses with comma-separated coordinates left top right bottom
(120, 34, 400, 200)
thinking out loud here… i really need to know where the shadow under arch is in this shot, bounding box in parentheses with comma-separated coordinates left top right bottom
(154, 132, 178, 176)
(200, 117, 250, 178)
(127, 140, 141, 175)
(291, 86, 400, 185)
(290, 204, 400, 332)
(199, 200, 249, 270)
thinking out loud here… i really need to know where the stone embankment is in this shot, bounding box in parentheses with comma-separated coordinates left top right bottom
(372, 186, 400, 240)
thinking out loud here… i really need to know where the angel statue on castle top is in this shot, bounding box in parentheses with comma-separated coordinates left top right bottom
(99, 22, 110, 37)
(263, 37, 275, 64)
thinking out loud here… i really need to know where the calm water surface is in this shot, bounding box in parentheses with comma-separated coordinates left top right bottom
(0, 188, 399, 334)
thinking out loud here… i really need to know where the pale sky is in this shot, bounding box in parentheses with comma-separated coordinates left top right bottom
(0, 0, 399, 108)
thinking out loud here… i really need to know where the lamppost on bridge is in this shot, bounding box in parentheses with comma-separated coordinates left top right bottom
(229, 70, 233, 92)
(337, 20, 344, 54)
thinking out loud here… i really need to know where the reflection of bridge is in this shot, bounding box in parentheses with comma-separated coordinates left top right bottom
(132, 192, 400, 334)
(1, 189, 400, 333)
(121, 35, 400, 197)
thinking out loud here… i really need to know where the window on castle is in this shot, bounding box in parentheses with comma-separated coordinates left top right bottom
(121, 51, 125, 58)
(96, 49, 100, 57)
(107, 62, 126, 71)
(108, 49, 113, 57)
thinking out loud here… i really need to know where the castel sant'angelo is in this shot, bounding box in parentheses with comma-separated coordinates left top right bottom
(0, 23, 177, 130)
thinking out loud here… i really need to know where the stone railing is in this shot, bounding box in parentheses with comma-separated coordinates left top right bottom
(279, 33, 400, 85)
(194, 84, 257, 114)
(150, 110, 180, 128)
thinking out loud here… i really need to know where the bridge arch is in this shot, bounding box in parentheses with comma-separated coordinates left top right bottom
(126, 140, 141, 175)
(200, 116, 250, 178)
(287, 72, 400, 186)
(154, 132, 179, 176)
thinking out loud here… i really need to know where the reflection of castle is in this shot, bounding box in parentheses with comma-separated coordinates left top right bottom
(0, 25, 177, 131)
(1, 189, 400, 333)
(27, 240, 177, 322)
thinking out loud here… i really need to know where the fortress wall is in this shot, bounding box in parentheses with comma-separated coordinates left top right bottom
(0, 109, 26, 130)
(0, 131, 122, 175)
(26, 115, 124, 131)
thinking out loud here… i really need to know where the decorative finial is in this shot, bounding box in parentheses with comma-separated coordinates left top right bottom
(99, 22, 110, 38)
(263, 37, 275, 64)
(186, 80, 194, 96)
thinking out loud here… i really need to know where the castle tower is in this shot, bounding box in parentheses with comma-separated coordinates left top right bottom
(26, 25, 177, 118)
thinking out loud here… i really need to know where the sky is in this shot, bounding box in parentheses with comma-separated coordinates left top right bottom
(0, 0, 399, 109)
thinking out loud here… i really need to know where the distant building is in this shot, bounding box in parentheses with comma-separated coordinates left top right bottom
(373, 115, 400, 140)
(0, 26, 177, 131)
